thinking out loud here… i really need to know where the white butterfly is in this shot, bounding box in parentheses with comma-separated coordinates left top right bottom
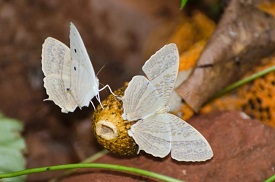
(122, 43, 213, 161)
(42, 22, 112, 113)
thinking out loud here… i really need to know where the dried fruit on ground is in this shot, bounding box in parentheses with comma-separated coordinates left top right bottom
(92, 86, 138, 156)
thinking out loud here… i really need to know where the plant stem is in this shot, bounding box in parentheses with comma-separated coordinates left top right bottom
(49, 149, 109, 182)
(265, 175, 275, 182)
(0, 163, 182, 182)
(214, 66, 275, 99)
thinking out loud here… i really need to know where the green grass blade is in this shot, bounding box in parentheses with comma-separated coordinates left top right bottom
(180, 0, 188, 10)
(0, 163, 183, 182)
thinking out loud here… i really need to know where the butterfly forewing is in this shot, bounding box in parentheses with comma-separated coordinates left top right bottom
(122, 76, 164, 121)
(69, 22, 99, 107)
(42, 37, 78, 113)
(142, 43, 179, 104)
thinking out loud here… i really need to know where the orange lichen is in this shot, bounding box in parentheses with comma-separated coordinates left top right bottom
(191, 10, 216, 40)
(168, 11, 215, 54)
(236, 57, 275, 127)
(179, 104, 195, 121)
(168, 19, 197, 54)
(179, 39, 206, 71)
(200, 95, 244, 114)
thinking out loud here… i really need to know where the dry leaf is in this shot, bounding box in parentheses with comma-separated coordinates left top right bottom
(176, 0, 275, 112)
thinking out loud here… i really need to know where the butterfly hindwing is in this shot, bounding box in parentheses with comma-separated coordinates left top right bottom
(129, 113, 213, 161)
(43, 76, 77, 113)
(142, 43, 179, 104)
(122, 76, 164, 121)
(42, 37, 78, 113)
(167, 113, 213, 161)
(128, 114, 171, 158)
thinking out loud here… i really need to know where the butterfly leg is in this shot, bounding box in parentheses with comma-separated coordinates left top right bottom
(99, 84, 117, 97)
(90, 101, 96, 110)
(95, 94, 104, 109)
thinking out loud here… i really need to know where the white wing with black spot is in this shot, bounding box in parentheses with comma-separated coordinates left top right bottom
(69, 22, 99, 108)
(41, 23, 100, 113)
(42, 37, 78, 113)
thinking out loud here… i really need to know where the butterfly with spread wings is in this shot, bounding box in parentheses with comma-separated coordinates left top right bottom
(121, 43, 213, 161)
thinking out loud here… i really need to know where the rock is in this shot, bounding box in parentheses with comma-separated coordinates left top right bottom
(61, 111, 275, 182)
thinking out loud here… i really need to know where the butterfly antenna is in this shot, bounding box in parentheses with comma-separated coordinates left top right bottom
(99, 82, 105, 87)
(96, 64, 117, 97)
(96, 64, 106, 76)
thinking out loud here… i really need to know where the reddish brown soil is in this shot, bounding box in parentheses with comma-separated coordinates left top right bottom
(62, 111, 275, 182)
